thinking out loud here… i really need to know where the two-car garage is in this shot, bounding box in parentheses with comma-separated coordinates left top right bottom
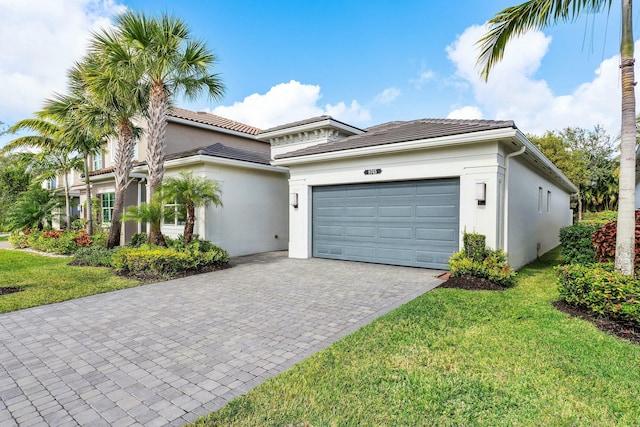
(312, 178, 460, 270)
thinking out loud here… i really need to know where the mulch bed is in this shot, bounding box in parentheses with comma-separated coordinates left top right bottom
(0, 287, 23, 296)
(553, 300, 640, 345)
(438, 274, 507, 291)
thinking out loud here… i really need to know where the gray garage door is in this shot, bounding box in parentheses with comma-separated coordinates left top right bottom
(312, 179, 460, 269)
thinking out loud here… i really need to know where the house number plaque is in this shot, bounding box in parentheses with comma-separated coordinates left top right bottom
(364, 168, 382, 175)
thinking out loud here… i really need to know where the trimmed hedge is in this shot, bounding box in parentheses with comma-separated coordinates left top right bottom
(558, 223, 598, 265)
(557, 263, 640, 325)
(449, 248, 516, 288)
(70, 246, 117, 267)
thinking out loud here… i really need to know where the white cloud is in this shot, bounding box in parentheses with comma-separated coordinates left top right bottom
(445, 24, 634, 136)
(0, 0, 125, 124)
(447, 106, 483, 120)
(373, 87, 401, 105)
(211, 80, 371, 129)
(410, 70, 435, 89)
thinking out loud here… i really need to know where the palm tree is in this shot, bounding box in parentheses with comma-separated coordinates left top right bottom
(112, 11, 224, 245)
(121, 194, 165, 245)
(161, 171, 222, 245)
(5, 184, 61, 232)
(81, 32, 148, 248)
(478, 0, 636, 275)
(4, 116, 83, 230)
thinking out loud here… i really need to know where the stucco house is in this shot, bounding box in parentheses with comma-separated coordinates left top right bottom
(77, 108, 289, 256)
(263, 116, 577, 270)
(72, 108, 575, 269)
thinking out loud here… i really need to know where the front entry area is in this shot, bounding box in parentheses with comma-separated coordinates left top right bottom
(312, 178, 460, 269)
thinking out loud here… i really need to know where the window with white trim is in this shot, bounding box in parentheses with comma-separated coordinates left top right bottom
(101, 193, 115, 223)
(163, 202, 186, 226)
(93, 154, 103, 171)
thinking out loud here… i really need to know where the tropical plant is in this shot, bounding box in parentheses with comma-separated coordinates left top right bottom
(0, 154, 32, 228)
(109, 12, 225, 244)
(80, 34, 147, 248)
(4, 115, 83, 230)
(4, 185, 61, 232)
(478, 0, 636, 275)
(161, 171, 223, 244)
(121, 194, 166, 246)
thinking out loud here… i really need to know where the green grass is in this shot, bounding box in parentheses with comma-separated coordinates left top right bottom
(193, 248, 640, 427)
(0, 235, 8, 242)
(0, 250, 140, 313)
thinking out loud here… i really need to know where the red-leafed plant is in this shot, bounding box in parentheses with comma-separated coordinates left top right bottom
(43, 230, 63, 239)
(73, 230, 92, 247)
(592, 209, 640, 266)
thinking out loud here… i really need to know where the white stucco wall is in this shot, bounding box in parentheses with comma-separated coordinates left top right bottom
(506, 156, 573, 269)
(162, 161, 289, 257)
(285, 141, 505, 259)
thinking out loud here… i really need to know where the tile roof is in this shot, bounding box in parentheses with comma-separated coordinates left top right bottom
(259, 115, 363, 134)
(169, 107, 262, 135)
(275, 118, 516, 159)
(161, 142, 271, 166)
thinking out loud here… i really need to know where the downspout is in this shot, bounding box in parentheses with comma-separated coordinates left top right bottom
(503, 145, 526, 254)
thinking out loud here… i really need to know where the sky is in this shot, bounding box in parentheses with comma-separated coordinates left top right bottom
(0, 0, 635, 148)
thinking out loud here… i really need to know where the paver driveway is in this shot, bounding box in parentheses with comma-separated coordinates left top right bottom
(0, 251, 442, 426)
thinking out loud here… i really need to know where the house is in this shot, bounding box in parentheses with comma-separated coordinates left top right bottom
(263, 116, 577, 270)
(72, 108, 575, 270)
(76, 108, 289, 256)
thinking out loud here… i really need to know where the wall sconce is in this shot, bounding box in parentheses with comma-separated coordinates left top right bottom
(290, 192, 299, 208)
(475, 182, 486, 205)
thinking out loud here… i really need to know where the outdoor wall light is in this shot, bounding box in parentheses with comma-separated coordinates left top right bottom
(290, 192, 299, 208)
(475, 182, 486, 205)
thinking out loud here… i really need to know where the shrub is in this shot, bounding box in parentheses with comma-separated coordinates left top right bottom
(28, 230, 78, 255)
(558, 223, 598, 265)
(581, 210, 618, 227)
(557, 263, 640, 324)
(70, 219, 86, 231)
(463, 232, 486, 262)
(91, 232, 108, 248)
(127, 232, 148, 248)
(70, 246, 115, 267)
(8, 233, 29, 249)
(449, 248, 516, 288)
(592, 209, 640, 266)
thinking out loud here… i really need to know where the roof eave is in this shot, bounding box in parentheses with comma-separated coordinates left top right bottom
(167, 116, 264, 141)
(258, 118, 364, 141)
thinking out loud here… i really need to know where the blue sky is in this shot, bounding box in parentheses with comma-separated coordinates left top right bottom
(0, 0, 633, 146)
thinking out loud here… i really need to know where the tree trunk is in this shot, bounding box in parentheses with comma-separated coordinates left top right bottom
(577, 194, 583, 222)
(63, 171, 72, 230)
(184, 203, 196, 245)
(83, 157, 93, 235)
(615, 0, 636, 275)
(107, 121, 135, 249)
(145, 82, 169, 246)
(147, 82, 168, 200)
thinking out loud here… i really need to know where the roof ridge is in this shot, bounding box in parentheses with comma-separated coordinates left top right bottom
(168, 107, 263, 135)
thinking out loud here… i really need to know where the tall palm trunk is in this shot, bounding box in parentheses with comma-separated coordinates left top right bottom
(83, 157, 93, 235)
(107, 121, 135, 249)
(63, 171, 72, 229)
(615, 0, 637, 275)
(185, 203, 196, 245)
(146, 82, 168, 246)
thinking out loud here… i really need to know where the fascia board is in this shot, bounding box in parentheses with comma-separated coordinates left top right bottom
(164, 154, 289, 174)
(272, 127, 517, 166)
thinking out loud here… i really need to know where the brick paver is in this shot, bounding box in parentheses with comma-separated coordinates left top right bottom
(0, 251, 441, 426)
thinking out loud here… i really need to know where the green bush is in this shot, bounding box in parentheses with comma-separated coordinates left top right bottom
(558, 223, 598, 265)
(70, 246, 116, 267)
(127, 232, 148, 248)
(28, 230, 78, 255)
(449, 248, 516, 287)
(91, 232, 108, 248)
(112, 241, 229, 278)
(557, 263, 640, 324)
(581, 210, 618, 227)
(8, 233, 29, 248)
(463, 232, 486, 262)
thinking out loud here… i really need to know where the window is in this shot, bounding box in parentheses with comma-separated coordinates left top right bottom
(101, 193, 115, 223)
(46, 177, 57, 190)
(93, 154, 103, 171)
(547, 191, 551, 213)
(538, 187, 543, 212)
(163, 202, 186, 226)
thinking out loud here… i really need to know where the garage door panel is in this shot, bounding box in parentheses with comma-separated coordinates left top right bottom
(313, 179, 459, 269)
(345, 226, 376, 238)
(378, 206, 413, 218)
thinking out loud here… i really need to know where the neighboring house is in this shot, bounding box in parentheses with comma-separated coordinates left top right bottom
(74, 108, 289, 256)
(264, 116, 577, 270)
(69, 108, 575, 270)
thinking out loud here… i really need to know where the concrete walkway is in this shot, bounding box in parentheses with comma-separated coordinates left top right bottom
(0, 252, 442, 426)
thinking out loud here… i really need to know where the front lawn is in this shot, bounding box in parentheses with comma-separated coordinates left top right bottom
(193, 248, 640, 426)
(0, 250, 140, 314)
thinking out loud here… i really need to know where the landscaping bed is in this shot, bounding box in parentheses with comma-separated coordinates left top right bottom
(439, 273, 507, 291)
